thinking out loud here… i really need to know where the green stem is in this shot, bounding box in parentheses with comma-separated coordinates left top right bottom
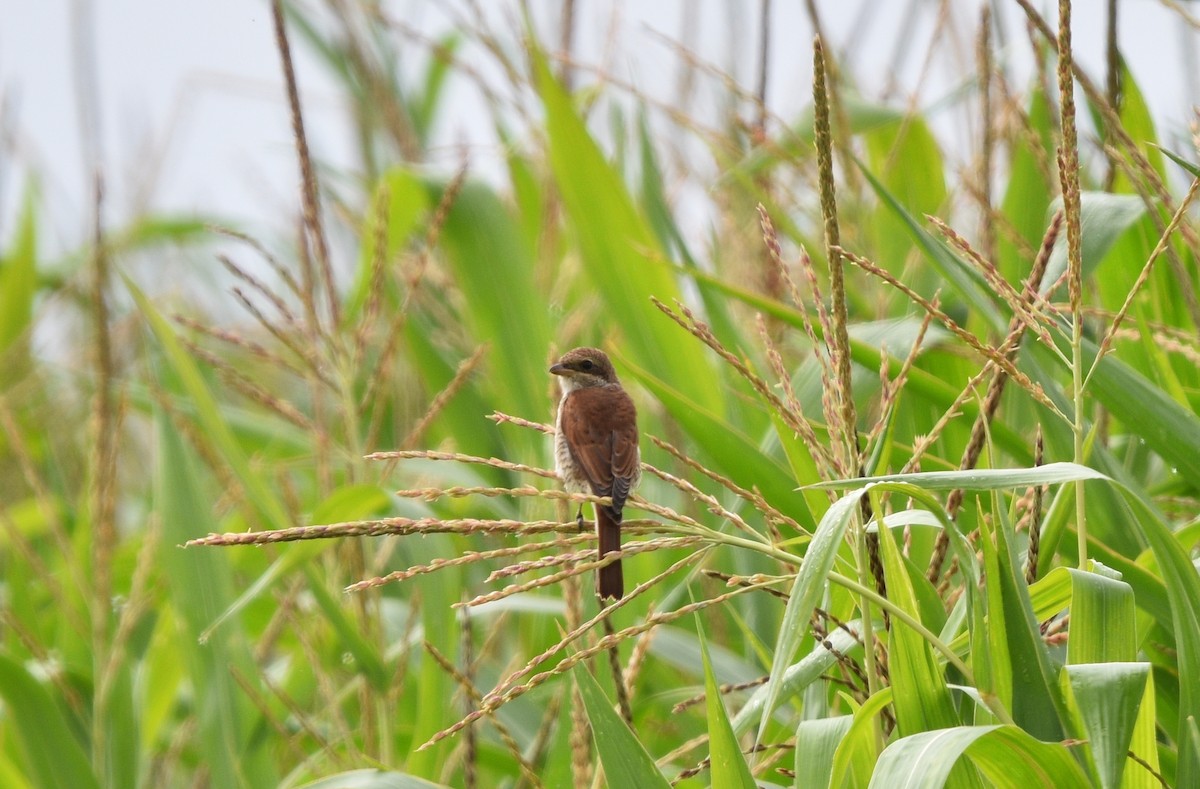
(1054, 0, 1088, 569)
(701, 530, 972, 683)
(853, 513, 881, 703)
(827, 572, 973, 688)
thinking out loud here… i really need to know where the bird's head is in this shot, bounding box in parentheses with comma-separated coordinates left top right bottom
(549, 347, 618, 391)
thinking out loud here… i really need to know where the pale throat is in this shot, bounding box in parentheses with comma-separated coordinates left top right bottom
(557, 375, 607, 395)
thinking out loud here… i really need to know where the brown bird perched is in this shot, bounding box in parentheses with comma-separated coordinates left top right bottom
(550, 347, 641, 599)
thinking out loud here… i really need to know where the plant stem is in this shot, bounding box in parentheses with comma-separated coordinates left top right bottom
(1055, 0, 1088, 569)
(854, 515, 882, 702)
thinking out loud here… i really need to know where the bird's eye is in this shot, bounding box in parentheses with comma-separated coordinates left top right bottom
(581, 359, 594, 370)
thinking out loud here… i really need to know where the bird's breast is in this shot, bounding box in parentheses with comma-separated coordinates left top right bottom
(554, 393, 589, 493)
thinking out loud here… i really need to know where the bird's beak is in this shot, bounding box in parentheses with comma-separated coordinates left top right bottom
(549, 363, 568, 376)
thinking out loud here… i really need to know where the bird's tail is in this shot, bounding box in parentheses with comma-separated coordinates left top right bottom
(596, 507, 624, 599)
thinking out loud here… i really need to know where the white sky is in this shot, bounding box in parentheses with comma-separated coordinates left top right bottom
(1, 0, 1197, 257)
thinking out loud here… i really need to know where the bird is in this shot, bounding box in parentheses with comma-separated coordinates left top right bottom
(549, 347, 640, 599)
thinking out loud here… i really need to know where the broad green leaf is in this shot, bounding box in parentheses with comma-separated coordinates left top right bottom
(404, 321, 505, 465)
(637, 111, 748, 386)
(155, 407, 277, 787)
(1030, 325, 1200, 509)
(139, 608, 186, 752)
(1033, 494, 1173, 633)
(502, 128, 545, 254)
(574, 664, 672, 789)
(814, 462, 1107, 491)
(307, 570, 388, 690)
(435, 180, 551, 449)
(731, 625, 859, 736)
(771, 410, 832, 519)
(406, 532, 462, 779)
(649, 626, 764, 686)
(197, 484, 393, 643)
(110, 215, 213, 251)
(1066, 569, 1136, 665)
(795, 716, 854, 789)
(867, 725, 1088, 788)
(310, 484, 393, 526)
(1102, 64, 1165, 194)
(295, 768, 449, 788)
(1117, 490, 1200, 786)
(1157, 145, 1200, 178)
(0, 654, 100, 789)
(977, 511, 1013, 717)
(697, 617, 756, 788)
(857, 158, 1005, 331)
(1126, 670, 1164, 788)
(732, 97, 904, 180)
(1026, 567, 1074, 629)
(99, 661, 138, 789)
(126, 275, 292, 533)
(0, 186, 37, 379)
(1081, 339, 1200, 489)
(877, 513, 960, 735)
(346, 167, 429, 319)
(0, 755, 33, 789)
(1064, 663, 1149, 789)
(989, 498, 1068, 740)
(1043, 193, 1145, 293)
(864, 115, 947, 289)
(758, 488, 868, 741)
(998, 86, 1055, 284)
(532, 45, 723, 416)
(413, 33, 460, 144)
(623, 354, 812, 528)
(830, 689, 895, 788)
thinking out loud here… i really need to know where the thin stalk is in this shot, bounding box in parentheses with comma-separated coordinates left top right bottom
(813, 34, 880, 736)
(1054, 0, 1088, 569)
(853, 520, 882, 704)
(827, 572, 975, 691)
(812, 37, 857, 471)
(697, 530, 965, 693)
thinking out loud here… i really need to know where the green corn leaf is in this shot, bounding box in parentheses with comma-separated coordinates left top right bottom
(697, 615, 756, 788)
(757, 488, 868, 742)
(0, 186, 37, 380)
(0, 654, 100, 789)
(867, 725, 1089, 788)
(812, 462, 1108, 491)
(795, 716, 854, 789)
(531, 44, 724, 417)
(1064, 663, 1150, 789)
(574, 664, 672, 789)
(878, 510, 961, 735)
(1066, 569, 1136, 665)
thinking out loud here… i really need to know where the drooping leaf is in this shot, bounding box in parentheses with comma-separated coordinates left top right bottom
(757, 488, 868, 741)
(867, 725, 1089, 787)
(1064, 663, 1150, 789)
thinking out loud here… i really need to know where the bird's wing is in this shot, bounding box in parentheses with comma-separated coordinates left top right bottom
(608, 413, 639, 516)
(561, 386, 639, 516)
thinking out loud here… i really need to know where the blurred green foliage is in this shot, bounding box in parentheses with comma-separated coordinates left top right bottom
(2, 2, 1200, 787)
